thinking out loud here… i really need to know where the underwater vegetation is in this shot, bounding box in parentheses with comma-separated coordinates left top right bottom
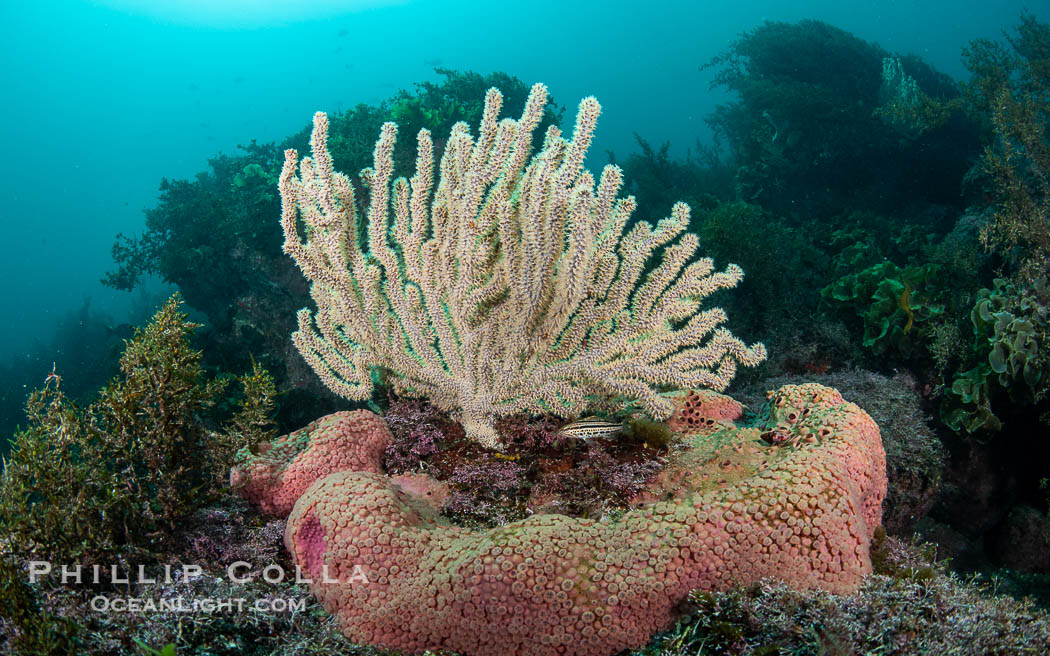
(612, 134, 735, 220)
(683, 201, 825, 354)
(941, 275, 1050, 434)
(641, 533, 1050, 655)
(6, 10, 1050, 656)
(965, 13, 1050, 284)
(0, 296, 284, 654)
(702, 19, 977, 223)
(0, 295, 276, 565)
(0, 296, 148, 458)
(628, 15, 1050, 452)
(821, 260, 951, 359)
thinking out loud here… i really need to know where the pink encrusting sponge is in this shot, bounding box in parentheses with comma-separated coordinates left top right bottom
(230, 410, 390, 516)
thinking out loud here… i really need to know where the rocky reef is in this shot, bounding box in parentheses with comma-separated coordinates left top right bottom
(232, 383, 885, 656)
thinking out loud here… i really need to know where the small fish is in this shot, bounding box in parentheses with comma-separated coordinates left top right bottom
(557, 416, 623, 441)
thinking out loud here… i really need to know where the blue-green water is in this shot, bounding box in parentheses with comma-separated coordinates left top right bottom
(0, 0, 1040, 365)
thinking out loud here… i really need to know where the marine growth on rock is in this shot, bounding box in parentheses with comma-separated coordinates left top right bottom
(232, 383, 886, 656)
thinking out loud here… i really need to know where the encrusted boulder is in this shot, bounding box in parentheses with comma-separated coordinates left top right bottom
(230, 410, 390, 516)
(234, 384, 886, 656)
(740, 369, 944, 536)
